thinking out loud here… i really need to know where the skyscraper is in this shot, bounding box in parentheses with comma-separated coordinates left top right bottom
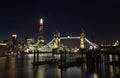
(38, 18, 45, 46)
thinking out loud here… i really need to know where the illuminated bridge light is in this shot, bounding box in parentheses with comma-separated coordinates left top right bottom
(67, 36, 70, 38)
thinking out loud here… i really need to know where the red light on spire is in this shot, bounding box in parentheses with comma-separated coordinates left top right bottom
(40, 18, 43, 26)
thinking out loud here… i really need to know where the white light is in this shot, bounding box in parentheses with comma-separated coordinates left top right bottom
(67, 36, 70, 38)
(40, 18, 43, 25)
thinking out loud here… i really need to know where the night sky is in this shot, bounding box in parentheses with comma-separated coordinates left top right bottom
(0, 0, 120, 45)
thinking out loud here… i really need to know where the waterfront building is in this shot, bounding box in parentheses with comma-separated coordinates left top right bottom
(25, 37, 34, 45)
(0, 41, 8, 55)
(24, 37, 35, 53)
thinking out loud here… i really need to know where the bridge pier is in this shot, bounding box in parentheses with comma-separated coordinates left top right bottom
(33, 51, 40, 67)
(100, 51, 120, 65)
(33, 51, 35, 65)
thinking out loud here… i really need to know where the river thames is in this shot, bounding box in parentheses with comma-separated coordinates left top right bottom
(0, 54, 120, 78)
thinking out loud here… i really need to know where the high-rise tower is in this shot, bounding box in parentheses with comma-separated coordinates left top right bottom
(38, 18, 45, 45)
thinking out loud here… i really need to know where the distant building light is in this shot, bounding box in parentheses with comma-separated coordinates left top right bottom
(12, 34, 17, 39)
(0, 43, 7, 45)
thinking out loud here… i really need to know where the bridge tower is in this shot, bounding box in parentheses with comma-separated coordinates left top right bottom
(80, 31, 86, 50)
(53, 31, 60, 53)
(38, 18, 45, 46)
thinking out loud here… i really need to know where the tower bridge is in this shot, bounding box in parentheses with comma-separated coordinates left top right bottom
(35, 32, 99, 52)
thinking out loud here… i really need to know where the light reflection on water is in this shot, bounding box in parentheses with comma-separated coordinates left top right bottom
(9, 57, 17, 78)
(0, 54, 120, 78)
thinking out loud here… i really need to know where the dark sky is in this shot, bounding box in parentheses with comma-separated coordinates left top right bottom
(0, 0, 120, 44)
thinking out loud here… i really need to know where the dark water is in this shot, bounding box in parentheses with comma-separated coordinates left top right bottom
(0, 54, 120, 78)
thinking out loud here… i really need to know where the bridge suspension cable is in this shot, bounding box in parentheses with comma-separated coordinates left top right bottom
(85, 38, 98, 49)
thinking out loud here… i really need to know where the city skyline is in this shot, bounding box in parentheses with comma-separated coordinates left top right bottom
(0, 0, 120, 44)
